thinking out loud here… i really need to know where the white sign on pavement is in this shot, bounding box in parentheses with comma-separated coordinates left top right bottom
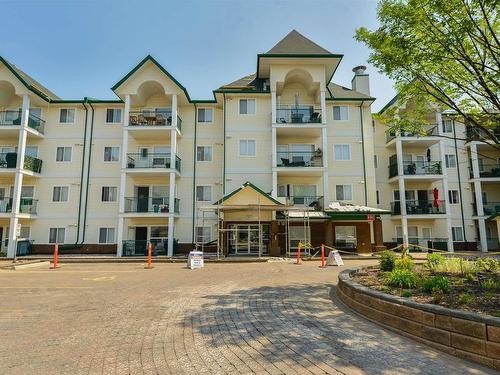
(326, 250, 344, 266)
(188, 251, 204, 269)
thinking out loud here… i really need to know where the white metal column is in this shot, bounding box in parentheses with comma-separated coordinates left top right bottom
(116, 94, 130, 256)
(271, 90, 276, 124)
(470, 143, 488, 252)
(271, 127, 277, 198)
(396, 139, 408, 246)
(7, 94, 29, 258)
(167, 94, 178, 257)
(320, 90, 327, 125)
(322, 126, 329, 205)
(438, 138, 454, 252)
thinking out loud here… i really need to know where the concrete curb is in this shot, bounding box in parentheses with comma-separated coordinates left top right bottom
(6, 261, 51, 270)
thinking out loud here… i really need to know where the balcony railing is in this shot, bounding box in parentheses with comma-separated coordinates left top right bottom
(466, 126, 500, 142)
(0, 153, 43, 173)
(472, 202, 500, 216)
(386, 125, 438, 143)
(469, 162, 500, 178)
(126, 153, 181, 172)
(389, 160, 442, 178)
(0, 110, 45, 133)
(122, 239, 178, 256)
(124, 197, 179, 214)
(280, 196, 324, 210)
(276, 106, 322, 124)
(391, 200, 446, 215)
(128, 110, 182, 131)
(0, 198, 37, 214)
(276, 151, 323, 167)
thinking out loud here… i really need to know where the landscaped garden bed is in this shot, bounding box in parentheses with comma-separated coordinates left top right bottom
(353, 252, 500, 317)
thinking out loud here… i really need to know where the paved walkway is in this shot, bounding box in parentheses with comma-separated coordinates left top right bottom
(0, 260, 495, 374)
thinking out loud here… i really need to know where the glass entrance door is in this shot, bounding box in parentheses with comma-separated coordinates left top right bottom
(229, 224, 269, 255)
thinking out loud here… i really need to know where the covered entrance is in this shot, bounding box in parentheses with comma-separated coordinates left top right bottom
(228, 224, 270, 255)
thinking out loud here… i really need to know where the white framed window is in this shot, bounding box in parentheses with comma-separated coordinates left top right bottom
(239, 139, 256, 157)
(101, 186, 117, 202)
(448, 190, 460, 204)
(335, 185, 353, 201)
(25, 146, 38, 158)
(106, 108, 122, 123)
(452, 226, 464, 242)
(333, 144, 351, 161)
(196, 146, 213, 162)
(442, 119, 453, 133)
(196, 186, 212, 202)
(104, 146, 119, 162)
(374, 155, 378, 168)
(49, 227, 65, 244)
(56, 146, 72, 162)
(239, 99, 256, 115)
(333, 106, 348, 121)
(445, 154, 457, 168)
(19, 226, 30, 239)
(197, 108, 213, 123)
(98, 227, 116, 244)
(52, 186, 69, 202)
(59, 108, 75, 124)
(195, 226, 211, 244)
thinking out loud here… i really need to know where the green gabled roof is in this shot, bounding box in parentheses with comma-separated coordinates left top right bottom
(327, 83, 375, 101)
(378, 93, 399, 114)
(217, 73, 269, 93)
(214, 181, 282, 205)
(0, 56, 60, 102)
(265, 30, 333, 55)
(111, 55, 192, 101)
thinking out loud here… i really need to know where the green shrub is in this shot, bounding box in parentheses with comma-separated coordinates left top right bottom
(385, 269, 420, 289)
(459, 292, 473, 304)
(485, 292, 494, 301)
(401, 290, 412, 298)
(395, 256, 415, 271)
(465, 273, 475, 282)
(476, 258, 499, 273)
(431, 288, 444, 303)
(422, 275, 450, 294)
(480, 279, 496, 289)
(432, 257, 477, 274)
(379, 251, 397, 272)
(426, 254, 445, 272)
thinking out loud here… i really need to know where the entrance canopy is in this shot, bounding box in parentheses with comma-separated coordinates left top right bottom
(325, 202, 390, 220)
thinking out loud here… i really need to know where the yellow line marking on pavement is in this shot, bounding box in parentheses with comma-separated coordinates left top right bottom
(82, 276, 116, 281)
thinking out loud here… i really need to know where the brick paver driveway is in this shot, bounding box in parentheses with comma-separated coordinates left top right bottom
(0, 260, 495, 374)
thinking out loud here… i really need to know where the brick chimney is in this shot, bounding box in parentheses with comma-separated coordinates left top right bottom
(351, 65, 370, 96)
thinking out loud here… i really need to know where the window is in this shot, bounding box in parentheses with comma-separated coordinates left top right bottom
(442, 119, 453, 133)
(374, 155, 378, 168)
(376, 190, 380, 205)
(333, 144, 351, 161)
(197, 108, 213, 123)
(452, 227, 464, 242)
(49, 228, 65, 244)
(239, 139, 256, 156)
(101, 186, 117, 202)
(196, 186, 212, 202)
(335, 226, 357, 248)
(56, 146, 72, 162)
(151, 226, 168, 238)
(25, 146, 38, 158)
(99, 228, 115, 244)
(196, 146, 213, 161)
(335, 185, 353, 201)
(52, 186, 69, 202)
(106, 108, 122, 123)
(239, 99, 256, 115)
(59, 109, 75, 123)
(19, 226, 30, 239)
(195, 226, 211, 244)
(333, 106, 348, 121)
(445, 154, 457, 168)
(104, 146, 119, 162)
(448, 190, 460, 204)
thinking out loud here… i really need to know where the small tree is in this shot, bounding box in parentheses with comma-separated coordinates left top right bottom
(356, 0, 500, 141)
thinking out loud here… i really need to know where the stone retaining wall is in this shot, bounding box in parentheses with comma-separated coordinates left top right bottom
(337, 268, 500, 370)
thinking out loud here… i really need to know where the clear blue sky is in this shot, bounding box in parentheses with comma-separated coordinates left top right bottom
(1, 0, 394, 111)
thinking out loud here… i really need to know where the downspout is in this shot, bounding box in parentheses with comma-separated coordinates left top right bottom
(81, 100, 95, 243)
(359, 100, 368, 205)
(452, 118, 467, 242)
(192, 103, 198, 243)
(75, 100, 89, 244)
(223, 93, 226, 195)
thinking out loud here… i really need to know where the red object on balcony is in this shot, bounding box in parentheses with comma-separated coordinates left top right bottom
(433, 188, 439, 208)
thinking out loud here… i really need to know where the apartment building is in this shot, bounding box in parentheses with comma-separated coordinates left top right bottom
(1, 30, 393, 258)
(374, 101, 500, 252)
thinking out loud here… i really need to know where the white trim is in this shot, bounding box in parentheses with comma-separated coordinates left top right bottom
(55, 146, 73, 163)
(333, 144, 351, 161)
(98, 227, 116, 244)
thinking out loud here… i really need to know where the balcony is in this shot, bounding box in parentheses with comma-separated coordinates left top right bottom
(466, 126, 500, 142)
(276, 151, 323, 168)
(124, 197, 179, 214)
(469, 162, 500, 178)
(472, 202, 500, 216)
(0, 110, 45, 134)
(390, 200, 446, 215)
(0, 198, 37, 215)
(275, 106, 322, 124)
(129, 110, 182, 131)
(122, 239, 178, 256)
(0, 153, 43, 174)
(126, 153, 181, 172)
(389, 160, 442, 178)
(386, 125, 438, 143)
